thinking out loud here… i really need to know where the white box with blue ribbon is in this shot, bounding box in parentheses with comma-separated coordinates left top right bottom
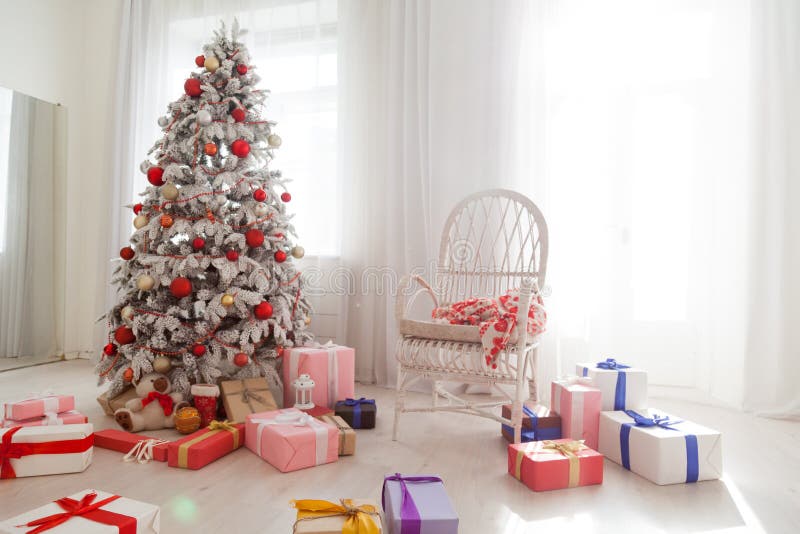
(576, 358, 648, 412)
(598, 409, 723, 485)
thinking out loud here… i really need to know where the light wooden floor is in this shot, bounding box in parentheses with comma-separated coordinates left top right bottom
(1, 360, 797, 533)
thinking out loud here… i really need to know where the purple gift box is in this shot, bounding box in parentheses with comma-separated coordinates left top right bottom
(382, 473, 459, 534)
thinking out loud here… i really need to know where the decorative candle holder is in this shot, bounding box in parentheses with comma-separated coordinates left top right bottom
(293, 373, 316, 410)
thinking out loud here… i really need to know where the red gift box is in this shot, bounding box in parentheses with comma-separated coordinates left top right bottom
(167, 421, 244, 470)
(508, 439, 604, 491)
(93, 429, 169, 462)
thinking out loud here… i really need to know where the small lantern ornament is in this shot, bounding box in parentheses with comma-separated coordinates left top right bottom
(293, 373, 316, 410)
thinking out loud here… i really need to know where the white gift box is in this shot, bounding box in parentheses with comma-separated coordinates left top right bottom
(0, 489, 160, 533)
(576, 360, 648, 411)
(598, 409, 723, 485)
(0, 423, 93, 479)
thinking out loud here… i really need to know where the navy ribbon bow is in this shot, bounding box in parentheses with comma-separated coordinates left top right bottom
(340, 398, 375, 428)
(584, 358, 631, 410)
(619, 410, 699, 483)
(596, 358, 630, 370)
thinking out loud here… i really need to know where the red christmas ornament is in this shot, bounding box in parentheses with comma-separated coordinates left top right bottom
(147, 167, 164, 186)
(103, 343, 117, 356)
(170, 277, 192, 298)
(274, 233, 284, 239)
(254, 301, 273, 320)
(230, 139, 250, 158)
(275, 346, 284, 358)
(192, 344, 206, 357)
(195, 55, 205, 67)
(226, 249, 239, 261)
(280, 192, 291, 202)
(233, 352, 249, 367)
(192, 237, 206, 250)
(204, 143, 218, 156)
(114, 325, 136, 345)
(237, 64, 248, 75)
(245, 229, 264, 248)
(184, 78, 202, 97)
(274, 250, 287, 263)
(133, 203, 143, 215)
(253, 189, 266, 202)
(231, 108, 246, 122)
(123, 368, 134, 382)
(120, 246, 135, 261)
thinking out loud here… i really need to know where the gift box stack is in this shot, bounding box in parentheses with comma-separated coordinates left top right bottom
(508, 357, 722, 492)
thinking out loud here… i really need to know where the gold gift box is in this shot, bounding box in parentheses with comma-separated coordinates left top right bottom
(317, 414, 356, 456)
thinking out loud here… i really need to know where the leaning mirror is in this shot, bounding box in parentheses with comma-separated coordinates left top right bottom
(0, 86, 66, 370)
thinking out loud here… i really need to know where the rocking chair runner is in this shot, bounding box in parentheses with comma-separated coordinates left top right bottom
(393, 189, 548, 444)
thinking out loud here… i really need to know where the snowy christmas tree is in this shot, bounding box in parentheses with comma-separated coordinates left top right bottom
(96, 20, 312, 400)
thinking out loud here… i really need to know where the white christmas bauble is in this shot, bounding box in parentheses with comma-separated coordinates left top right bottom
(291, 246, 305, 259)
(153, 356, 172, 374)
(157, 116, 169, 127)
(133, 215, 148, 229)
(137, 274, 155, 291)
(120, 305, 134, 322)
(268, 134, 282, 147)
(161, 183, 179, 201)
(204, 56, 220, 73)
(139, 161, 149, 174)
(254, 203, 268, 217)
(196, 109, 212, 126)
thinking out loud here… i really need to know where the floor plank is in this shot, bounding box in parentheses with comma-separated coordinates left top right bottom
(0, 360, 797, 533)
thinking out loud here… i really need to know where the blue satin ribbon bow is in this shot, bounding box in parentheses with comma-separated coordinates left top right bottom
(583, 358, 631, 410)
(340, 398, 375, 428)
(619, 410, 699, 483)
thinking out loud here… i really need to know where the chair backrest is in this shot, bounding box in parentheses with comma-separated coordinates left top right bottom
(437, 189, 548, 304)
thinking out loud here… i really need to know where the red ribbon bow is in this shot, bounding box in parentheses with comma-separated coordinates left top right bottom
(0, 426, 94, 479)
(20, 491, 137, 533)
(141, 391, 174, 416)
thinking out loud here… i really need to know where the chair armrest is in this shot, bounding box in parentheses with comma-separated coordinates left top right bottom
(395, 274, 440, 324)
(513, 277, 537, 348)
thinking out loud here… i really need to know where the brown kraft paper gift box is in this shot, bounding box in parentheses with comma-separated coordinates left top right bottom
(318, 414, 356, 456)
(96, 387, 139, 416)
(220, 377, 279, 423)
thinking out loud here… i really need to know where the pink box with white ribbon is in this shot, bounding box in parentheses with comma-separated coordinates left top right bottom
(2, 410, 87, 428)
(282, 344, 355, 409)
(245, 407, 338, 473)
(3, 394, 74, 421)
(550, 378, 602, 450)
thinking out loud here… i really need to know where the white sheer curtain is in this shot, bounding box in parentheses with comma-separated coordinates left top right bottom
(338, 0, 799, 417)
(0, 91, 58, 358)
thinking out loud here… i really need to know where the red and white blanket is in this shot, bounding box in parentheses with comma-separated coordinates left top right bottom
(432, 289, 547, 368)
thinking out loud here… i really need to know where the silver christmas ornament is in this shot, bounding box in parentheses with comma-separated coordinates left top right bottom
(268, 134, 282, 147)
(291, 246, 305, 259)
(254, 203, 268, 217)
(120, 305, 135, 322)
(139, 161, 150, 174)
(157, 116, 169, 127)
(196, 109, 213, 126)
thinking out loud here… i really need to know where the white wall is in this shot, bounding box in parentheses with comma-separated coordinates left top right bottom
(0, 0, 123, 357)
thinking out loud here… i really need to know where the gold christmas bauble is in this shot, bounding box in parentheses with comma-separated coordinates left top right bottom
(291, 246, 305, 259)
(120, 305, 135, 322)
(268, 134, 282, 147)
(204, 56, 220, 73)
(221, 294, 235, 307)
(133, 215, 148, 229)
(254, 203, 269, 217)
(137, 274, 155, 291)
(153, 355, 172, 374)
(304, 316, 311, 325)
(161, 183, 179, 201)
(175, 407, 202, 434)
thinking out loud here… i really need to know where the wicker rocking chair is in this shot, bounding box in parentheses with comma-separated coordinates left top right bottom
(393, 189, 548, 444)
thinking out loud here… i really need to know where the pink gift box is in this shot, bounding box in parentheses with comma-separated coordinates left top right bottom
(283, 344, 355, 408)
(2, 410, 87, 428)
(245, 407, 338, 473)
(3, 394, 74, 421)
(550, 378, 602, 450)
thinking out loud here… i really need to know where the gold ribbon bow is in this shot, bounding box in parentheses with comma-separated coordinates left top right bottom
(515, 439, 587, 488)
(291, 499, 380, 534)
(176, 420, 240, 468)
